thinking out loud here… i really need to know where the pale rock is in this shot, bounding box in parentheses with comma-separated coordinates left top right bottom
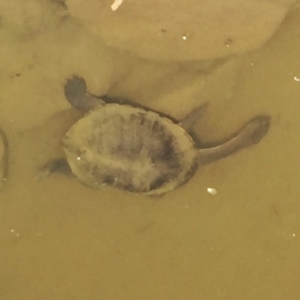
(66, 0, 296, 61)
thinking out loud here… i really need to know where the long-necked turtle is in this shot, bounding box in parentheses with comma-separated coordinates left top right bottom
(42, 76, 270, 196)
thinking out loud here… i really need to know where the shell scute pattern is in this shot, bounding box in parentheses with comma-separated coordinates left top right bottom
(63, 104, 198, 194)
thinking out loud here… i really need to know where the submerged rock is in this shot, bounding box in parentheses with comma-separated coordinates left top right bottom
(66, 0, 296, 61)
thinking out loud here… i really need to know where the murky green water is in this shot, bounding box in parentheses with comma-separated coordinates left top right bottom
(0, 2, 300, 300)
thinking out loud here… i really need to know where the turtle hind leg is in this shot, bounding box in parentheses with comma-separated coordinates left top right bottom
(39, 157, 73, 179)
(64, 75, 105, 112)
(179, 103, 208, 131)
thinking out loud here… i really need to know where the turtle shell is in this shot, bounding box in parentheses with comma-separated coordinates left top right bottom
(63, 104, 199, 195)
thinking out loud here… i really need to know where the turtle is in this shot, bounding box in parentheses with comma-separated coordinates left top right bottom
(42, 75, 270, 196)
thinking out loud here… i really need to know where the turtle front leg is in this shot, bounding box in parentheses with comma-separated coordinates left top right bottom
(64, 75, 106, 112)
(179, 103, 208, 131)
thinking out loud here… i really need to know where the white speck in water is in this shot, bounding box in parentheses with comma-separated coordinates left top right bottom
(182, 35, 188, 40)
(207, 187, 217, 195)
(224, 38, 233, 47)
(76, 156, 81, 161)
(293, 76, 300, 82)
(292, 233, 296, 237)
(10, 229, 20, 237)
(111, 0, 123, 11)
